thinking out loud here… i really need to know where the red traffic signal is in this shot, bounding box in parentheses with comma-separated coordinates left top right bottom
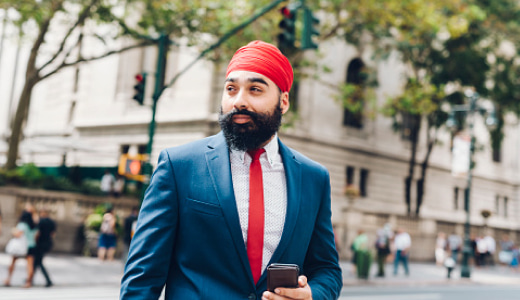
(132, 72, 147, 105)
(281, 6, 293, 18)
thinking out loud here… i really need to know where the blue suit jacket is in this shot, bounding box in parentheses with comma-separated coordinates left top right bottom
(120, 133, 342, 299)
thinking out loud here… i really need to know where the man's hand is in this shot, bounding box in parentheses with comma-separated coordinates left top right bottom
(262, 276, 312, 300)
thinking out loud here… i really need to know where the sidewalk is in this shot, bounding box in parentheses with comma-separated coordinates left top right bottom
(341, 260, 520, 287)
(1, 252, 520, 289)
(0, 252, 124, 288)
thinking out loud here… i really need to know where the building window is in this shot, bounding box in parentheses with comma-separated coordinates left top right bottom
(504, 197, 508, 218)
(495, 194, 500, 215)
(492, 148, 501, 163)
(343, 58, 364, 129)
(454, 187, 459, 210)
(359, 168, 369, 197)
(346, 166, 355, 185)
(138, 144, 147, 154)
(121, 144, 130, 154)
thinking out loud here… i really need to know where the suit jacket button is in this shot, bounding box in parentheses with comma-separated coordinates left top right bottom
(248, 293, 256, 300)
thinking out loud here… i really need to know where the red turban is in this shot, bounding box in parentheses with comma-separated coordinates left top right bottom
(225, 40, 293, 93)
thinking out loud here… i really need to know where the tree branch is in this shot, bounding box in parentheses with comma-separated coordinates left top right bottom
(38, 0, 100, 73)
(39, 40, 154, 81)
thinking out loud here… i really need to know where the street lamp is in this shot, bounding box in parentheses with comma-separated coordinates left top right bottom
(446, 89, 497, 278)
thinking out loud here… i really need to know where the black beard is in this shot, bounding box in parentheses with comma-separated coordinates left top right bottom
(218, 105, 282, 151)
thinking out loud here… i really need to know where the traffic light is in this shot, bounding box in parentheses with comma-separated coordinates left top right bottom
(301, 7, 319, 50)
(278, 5, 297, 50)
(132, 73, 147, 105)
(118, 154, 148, 182)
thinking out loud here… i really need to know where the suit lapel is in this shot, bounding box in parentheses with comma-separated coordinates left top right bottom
(257, 139, 302, 286)
(205, 133, 254, 284)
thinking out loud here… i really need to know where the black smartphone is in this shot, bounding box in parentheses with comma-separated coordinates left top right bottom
(266, 263, 299, 292)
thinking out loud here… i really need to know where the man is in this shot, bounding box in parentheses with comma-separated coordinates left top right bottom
(122, 206, 139, 263)
(447, 232, 462, 263)
(120, 41, 342, 300)
(393, 227, 411, 276)
(33, 208, 56, 287)
(100, 169, 115, 196)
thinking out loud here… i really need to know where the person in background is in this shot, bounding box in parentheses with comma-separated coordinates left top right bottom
(33, 208, 56, 287)
(122, 206, 139, 263)
(435, 232, 447, 266)
(113, 174, 126, 198)
(100, 169, 115, 196)
(98, 207, 117, 261)
(4, 205, 39, 288)
(352, 230, 370, 279)
(483, 233, 496, 266)
(375, 226, 392, 277)
(447, 232, 462, 263)
(498, 234, 514, 266)
(393, 227, 411, 276)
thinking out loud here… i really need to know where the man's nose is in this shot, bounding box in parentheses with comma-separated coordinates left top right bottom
(232, 90, 249, 110)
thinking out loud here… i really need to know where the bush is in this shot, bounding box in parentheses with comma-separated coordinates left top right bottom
(85, 213, 103, 232)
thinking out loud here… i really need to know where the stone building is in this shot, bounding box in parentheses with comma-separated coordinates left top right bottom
(1, 17, 519, 260)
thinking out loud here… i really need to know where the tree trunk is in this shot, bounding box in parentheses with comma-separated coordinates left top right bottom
(416, 136, 435, 215)
(404, 113, 421, 215)
(5, 77, 38, 170)
(490, 107, 504, 163)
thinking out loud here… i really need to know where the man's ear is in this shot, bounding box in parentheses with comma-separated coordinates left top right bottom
(280, 91, 290, 114)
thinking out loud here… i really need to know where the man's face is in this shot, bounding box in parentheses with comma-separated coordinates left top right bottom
(219, 71, 290, 151)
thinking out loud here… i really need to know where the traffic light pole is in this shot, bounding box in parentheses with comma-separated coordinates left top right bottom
(142, 34, 169, 193)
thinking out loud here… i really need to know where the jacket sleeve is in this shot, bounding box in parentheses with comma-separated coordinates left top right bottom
(120, 150, 179, 299)
(304, 169, 343, 300)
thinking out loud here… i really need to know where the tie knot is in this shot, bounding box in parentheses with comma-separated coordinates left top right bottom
(247, 148, 265, 161)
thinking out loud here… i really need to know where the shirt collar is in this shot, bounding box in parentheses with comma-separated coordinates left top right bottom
(230, 133, 280, 167)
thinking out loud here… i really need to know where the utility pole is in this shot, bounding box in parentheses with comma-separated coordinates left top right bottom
(142, 33, 169, 187)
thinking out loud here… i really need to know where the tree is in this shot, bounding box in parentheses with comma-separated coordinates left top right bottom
(1, 0, 283, 170)
(314, 0, 484, 214)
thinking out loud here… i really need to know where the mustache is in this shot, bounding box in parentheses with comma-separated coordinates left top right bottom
(223, 109, 259, 119)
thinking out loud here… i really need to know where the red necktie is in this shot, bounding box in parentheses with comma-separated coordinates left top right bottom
(247, 148, 266, 284)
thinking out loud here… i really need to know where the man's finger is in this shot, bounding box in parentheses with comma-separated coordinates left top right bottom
(298, 275, 307, 287)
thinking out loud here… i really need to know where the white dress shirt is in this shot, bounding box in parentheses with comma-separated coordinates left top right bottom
(230, 134, 287, 273)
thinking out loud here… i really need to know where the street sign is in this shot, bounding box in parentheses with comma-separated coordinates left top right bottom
(451, 133, 470, 178)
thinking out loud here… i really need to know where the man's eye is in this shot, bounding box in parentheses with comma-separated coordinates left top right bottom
(226, 86, 236, 92)
(251, 87, 262, 92)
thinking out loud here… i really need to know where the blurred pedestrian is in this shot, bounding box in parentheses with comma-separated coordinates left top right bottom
(122, 206, 139, 263)
(375, 225, 392, 277)
(98, 207, 117, 261)
(498, 234, 514, 265)
(393, 227, 411, 276)
(4, 205, 39, 288)
(510, 245, 519, 271)
(447, 232, 462, 263)
(33, 208, 56, 287)
(470, 233, 478, 266)
(483, 234, 496, 266)
(113, 174, 126, 198)
(352, 230, 371, 279)
(476, 235, 487, 266)
(435, 232, 447, 266)
(100, 169, 115, 196)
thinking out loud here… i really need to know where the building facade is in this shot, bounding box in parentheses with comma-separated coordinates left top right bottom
(1, 18, 519, 260)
